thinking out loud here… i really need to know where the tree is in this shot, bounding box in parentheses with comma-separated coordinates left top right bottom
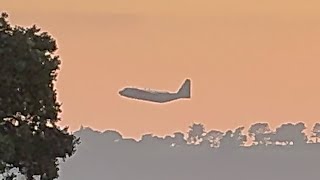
(220, 127, 247, 149)
(202, 130, 223, 148)
(172, 132, 187, 147)
(102, 130, 123, 142)
(272, 122, 307, 146)
(248, 123, 272, 145)
(311, 123, 320, 143)
(187, 123, 206, 145)
(0, 12, 79, 179)
(233, 127, 247, 146)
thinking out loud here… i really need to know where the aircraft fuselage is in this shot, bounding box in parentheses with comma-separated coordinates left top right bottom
(118, 79, 191, 103)
(119, 88, 182, 103)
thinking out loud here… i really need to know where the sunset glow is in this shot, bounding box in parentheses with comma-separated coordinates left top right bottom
(2, 1, 320, 139)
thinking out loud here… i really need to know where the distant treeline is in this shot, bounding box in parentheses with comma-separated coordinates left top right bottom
(75, 122, 320, 149)
(57, 122, 320, 180)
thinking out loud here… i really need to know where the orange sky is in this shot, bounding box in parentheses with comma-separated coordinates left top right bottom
(2, 1, 320, 138)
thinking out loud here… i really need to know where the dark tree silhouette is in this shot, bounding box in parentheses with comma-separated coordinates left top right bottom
(172, 132, 187, 147)
(101, 130, 123, 142)
(233, 127, 247, 146)
(0, 12, 79, 180)
(140, 134, 155, 143)
(220, 127, 247, 149)
(311, 123, 320, 143)
(272, 122, 307, 146)
(202, 130, 223, 148)
(163, 135, 175, 146)
(248, 123, 272, 145)
(187, 123, 206, 145)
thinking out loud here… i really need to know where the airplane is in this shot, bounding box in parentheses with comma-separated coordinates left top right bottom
(118, 79, 191, 103)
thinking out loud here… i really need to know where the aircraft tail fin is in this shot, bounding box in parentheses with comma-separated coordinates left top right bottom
(177, 79, 191, 98)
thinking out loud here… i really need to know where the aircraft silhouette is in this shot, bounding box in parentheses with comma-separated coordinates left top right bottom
(119, 79, 191, 103)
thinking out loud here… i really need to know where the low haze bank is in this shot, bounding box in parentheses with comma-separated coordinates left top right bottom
(58, 122, 320, 180)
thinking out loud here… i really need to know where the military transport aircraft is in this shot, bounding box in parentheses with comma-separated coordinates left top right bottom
(119, 79, 191, 103)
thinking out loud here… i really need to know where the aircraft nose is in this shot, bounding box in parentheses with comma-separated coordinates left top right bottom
(119, 89, 124, 95)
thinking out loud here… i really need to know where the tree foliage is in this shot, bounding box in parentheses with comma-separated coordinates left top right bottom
(187, 123, 206, 144)
(202, 130, 223, 148)
(272, 122, 307, 145)
(0, 12, 79, 180)
(248, 123, 272, 145)
(311, 123, 320, 143)
(220, 127, 247, 149)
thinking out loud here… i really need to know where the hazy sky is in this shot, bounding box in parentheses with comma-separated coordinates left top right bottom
(2, 1, 320, 138)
